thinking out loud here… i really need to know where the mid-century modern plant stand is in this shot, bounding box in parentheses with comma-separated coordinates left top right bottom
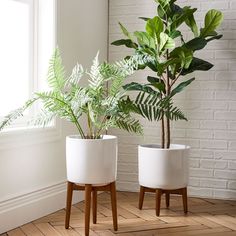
(139, 186, 188, 216)
(65, 181, 118, 236)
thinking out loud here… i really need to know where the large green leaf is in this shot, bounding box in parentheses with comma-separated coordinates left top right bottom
(147, 76, 166, 93)
(157, 0, 177, 18)
(206, 34, 223, 42)
(119, 22, 134, 40)
(123, 82, 157, 94)
(170, 47, 193, 69)
(171, 7, 197, 30)
(147, 61, 158, 72)
(185, 13, 198, 37)
(147, 76, 159, 83)
(181, 57, 213, 75)
(146, 16, 164, 40)
(184, 35, 223, 51)
(134, 31, 156, 50)
(159, 32, 175, 52)
(200, 9, 223, 38)
(170, 78, 195, 97)
(111, 39, 138, 49)
(169, 30, 182, 39)
(185, 37, 207, 51)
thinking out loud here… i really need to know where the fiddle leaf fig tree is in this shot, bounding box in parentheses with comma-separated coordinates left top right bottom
(112, 0, 223, 148)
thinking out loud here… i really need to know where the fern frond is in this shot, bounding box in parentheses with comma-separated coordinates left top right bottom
(0, 98, 38, 131)
(165, 105, 187, 121)
(87, 52, 104, 90)
(115, 114, 143, 135)
(47, 47, 66, 92)
(36, 91, 72, 119)
(134, 92, 187, 121)
(66, 63, 84, 86)
(30, 110, 55, 127)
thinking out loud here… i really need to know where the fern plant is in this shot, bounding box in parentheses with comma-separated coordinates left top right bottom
(112, 0, 223, 148)
(0, 48, 142, 138)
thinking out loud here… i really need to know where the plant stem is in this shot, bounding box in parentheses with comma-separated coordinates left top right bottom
(87, 108, 93, 138)
(161, 117, 165, 148)
(96, 116, 107, 138)
(69, 108, 86, 138)
(165, 50, 171, 149)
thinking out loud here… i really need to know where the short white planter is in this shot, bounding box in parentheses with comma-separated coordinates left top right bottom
(138, 144, 190, 190)
(66, 135, 117, 185)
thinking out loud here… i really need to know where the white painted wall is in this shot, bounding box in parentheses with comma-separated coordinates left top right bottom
(109, 0, 236, 200)
(0, 0, 108, 233)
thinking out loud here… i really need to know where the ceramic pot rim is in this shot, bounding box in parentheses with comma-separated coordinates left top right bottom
(66, 134, 117, 141)
(139, 144, 190, 150)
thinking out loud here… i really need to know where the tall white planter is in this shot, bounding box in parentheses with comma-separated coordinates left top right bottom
(66, 135, 117, 185)
(138, 144, 189, 189)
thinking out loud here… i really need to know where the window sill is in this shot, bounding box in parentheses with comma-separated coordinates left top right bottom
(0, 119, 62, 150)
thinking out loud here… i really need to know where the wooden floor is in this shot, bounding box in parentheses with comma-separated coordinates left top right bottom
(3, 191, 236, 236)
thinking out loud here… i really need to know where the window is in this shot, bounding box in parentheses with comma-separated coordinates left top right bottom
(0, 0, 55, 131)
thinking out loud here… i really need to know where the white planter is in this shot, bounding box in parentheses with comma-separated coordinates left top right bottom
(66, 135, 117, 185)
(138, 144, 190, 189)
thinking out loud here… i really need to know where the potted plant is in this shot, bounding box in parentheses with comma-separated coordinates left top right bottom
(112, 0, 223, 215)
(0, 48, 143, 235)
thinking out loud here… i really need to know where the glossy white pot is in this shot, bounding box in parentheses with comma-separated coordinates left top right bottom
(138, 144, 190, 189)
(66, 135, 117, 185)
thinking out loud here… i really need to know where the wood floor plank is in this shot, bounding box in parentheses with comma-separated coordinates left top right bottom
(188, 213, 223, 228)
(115, 225, 208, 236)
(74, 228, 99, 236)
(94, 230, 115, 236)
(53, 226, 81, 236)
(7, 228, 26, 236)
(202, 231, 236, 236)
(158, 227, 232, 236)
(114, 222, 188, 234)
(120, 203, 159, 220)
(20, 223, 44, 236)
(34, 223, 61, 236)
(200, 213, 236, 231)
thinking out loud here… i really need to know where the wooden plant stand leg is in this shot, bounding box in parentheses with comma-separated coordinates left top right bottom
(92, 189, 97, 224)
(139, 186, 188, 216)
(182, 187, 188, 214)
(110, 182, 118, 231)
(155, 189, 162, 216)
(65, 182, 74, 229)
(139, 186, 145, 210)
(165, 192, 170, 208)
(85, 184, 92, 236)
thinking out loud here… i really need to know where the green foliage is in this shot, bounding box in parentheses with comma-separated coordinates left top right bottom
(146, 16, 164, 40)
(47, 48, 66, 92)
(130, 91, 187, 122)
(200, 9, 223, 37)
(112, 0, 223, 148)
(0, 49, 143, 138)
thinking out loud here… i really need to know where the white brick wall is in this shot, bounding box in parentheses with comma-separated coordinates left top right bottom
(109, 0, 236, 199)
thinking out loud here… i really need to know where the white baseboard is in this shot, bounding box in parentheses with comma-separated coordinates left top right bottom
(0, 181, 83, 234)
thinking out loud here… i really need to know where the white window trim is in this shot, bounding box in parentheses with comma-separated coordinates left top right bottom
(0, 0, 62, 147)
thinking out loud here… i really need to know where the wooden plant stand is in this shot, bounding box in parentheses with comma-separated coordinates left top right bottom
(139, 186, 188, 216)
(65, 181, 118, 236)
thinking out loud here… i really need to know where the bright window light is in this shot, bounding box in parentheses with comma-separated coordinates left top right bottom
(0, 0, 55, 130)
(0, 0, 31, 116)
